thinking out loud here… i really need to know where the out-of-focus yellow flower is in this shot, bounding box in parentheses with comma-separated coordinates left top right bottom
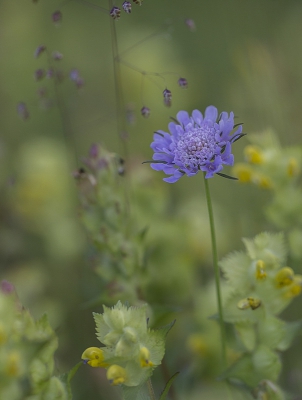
(244, 145, 264, 164)
(284, 275, 302, 298)
(106, 365, 127, 385)
(257, 175, 273, 189)
(0, 324, 7, 345)
(233, 163, 253, 183)
(287, 157, 300, 177)
(5, 352, 22, 377)
(139, 347, 153, 367)
(81, 347, 108, 368)
(187, 334, 208, 357)
(275, 267, 294, 288)
(255, 260, 267, 280)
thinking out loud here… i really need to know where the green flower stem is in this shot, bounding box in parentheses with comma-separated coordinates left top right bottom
(203, 173, 227, 370)
(147, 378, 156, 400)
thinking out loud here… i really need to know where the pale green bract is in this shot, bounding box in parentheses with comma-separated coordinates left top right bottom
(0, 290, 68, 400)
(83, 301, 173, 391)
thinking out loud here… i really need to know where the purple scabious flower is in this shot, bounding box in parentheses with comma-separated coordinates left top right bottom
(150, 106, 243, 183)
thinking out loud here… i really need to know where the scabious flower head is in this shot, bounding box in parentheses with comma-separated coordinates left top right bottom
(150, 106, 243, 183)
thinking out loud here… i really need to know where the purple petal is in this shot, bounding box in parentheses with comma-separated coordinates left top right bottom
(204, 106, 218, 122)
(221, 142, 234, 165)
(192, 109, 203, 126)
(176, 111, 190, 127)
(200, 155, 223, 178)
(219, 111, 228, 122)
(163, 170, 184, 183)
(151, 163, 166, 171)
(163, 165, 177, 174)
(153, 153, 173, 163)
(168, 122, 178, 137)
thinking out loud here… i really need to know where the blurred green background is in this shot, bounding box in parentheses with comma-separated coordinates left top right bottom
(1, 0, 302, 399)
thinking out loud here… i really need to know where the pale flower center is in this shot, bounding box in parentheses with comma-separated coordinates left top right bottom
(173, 127, 216, 169)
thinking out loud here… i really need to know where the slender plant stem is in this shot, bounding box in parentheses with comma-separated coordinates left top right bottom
(203, 173, 227, 370)
(147, 378, 156, 400)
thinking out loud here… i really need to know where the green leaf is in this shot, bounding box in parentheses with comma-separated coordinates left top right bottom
(258, 316, 286, 350)
(221, 346, 281, 387)
(277, 320, 302, 351)
(235, 322, 256, 352)
(243, 232, 286, 268)
(159, 372, 179, 400)
(252, 345, 281, 383)
(122, 384, 151, 400)
(220, 354, 256, 387)
(219, 251, 251, 289)
(60, 362, 83, 400)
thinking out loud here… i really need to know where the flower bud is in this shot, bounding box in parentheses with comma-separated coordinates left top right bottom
(178, 77, 188, 89)
(46, 68, 54, 79)
(0, 280, 15, 294)
(34, 45, 46, 58)
(122, 1, 132, 13)
(52, 11, 62, 23)
(163, 97, 172, 107)
(163, 88, 172, 99)
(34, 68, 45, 81)
(17, 102, 29, 121)
(141, 106, 150, 118)
(52, 51, 63, 60)
(185, 19, 196, 31)
(106, 365, 127, 385)
(110, 6, 121, 20)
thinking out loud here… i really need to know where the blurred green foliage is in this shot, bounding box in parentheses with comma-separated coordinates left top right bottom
(2, 0, 302, 399)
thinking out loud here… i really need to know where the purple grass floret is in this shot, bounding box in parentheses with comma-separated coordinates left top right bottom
(150, 106, 243, 183)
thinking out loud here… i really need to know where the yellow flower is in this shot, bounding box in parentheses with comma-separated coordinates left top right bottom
(5, 352, 21, 377)
(81, 347, 108, 368)
(233, 163, 253, 183)
(255, 260, 267, 280)
(275, 267, 294, 288)
(187, 334, 208, 357)
(106, 364, 127, 385)
(139, 347, 154, 368)
(284, 275, 302, 298)
(257, 175, 273, 189)
(287, 157, 300, 177)
(244, 145, 264, 164)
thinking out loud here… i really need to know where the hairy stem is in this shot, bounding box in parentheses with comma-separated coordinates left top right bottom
(147, 378, 156, 400)
(203, 174, 227, 369)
